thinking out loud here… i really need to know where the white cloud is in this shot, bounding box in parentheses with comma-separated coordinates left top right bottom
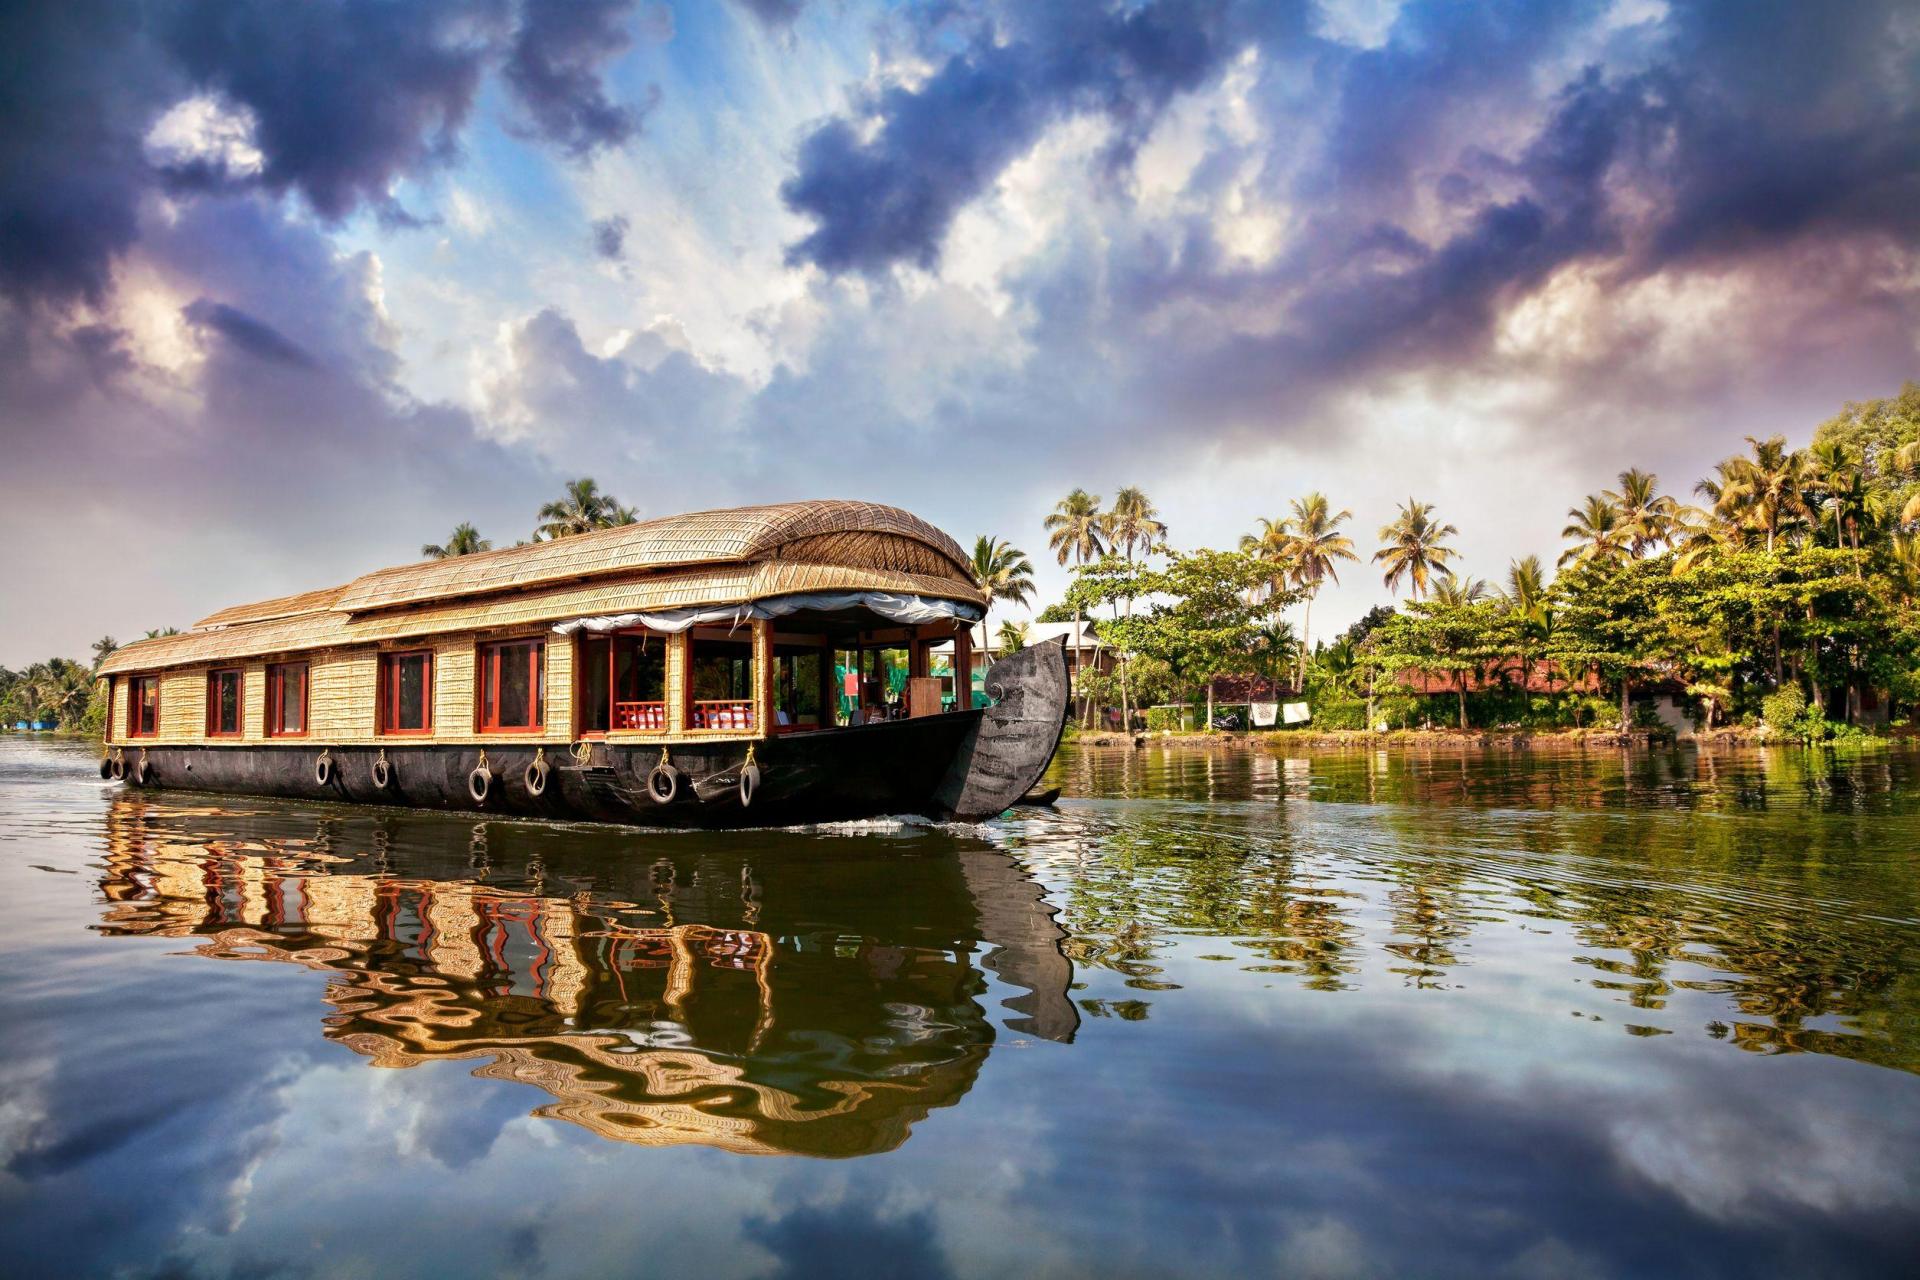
(143, 94, 264, 178)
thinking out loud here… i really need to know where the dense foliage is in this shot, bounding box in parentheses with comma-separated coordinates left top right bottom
(1030, 383, 1920, 737)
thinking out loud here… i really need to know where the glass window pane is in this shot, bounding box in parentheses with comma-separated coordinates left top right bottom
(497, 646, 530, 726)
(218, 673, 239, 732)
(280, 667, 306, 734)
(397, 655, 428, 730)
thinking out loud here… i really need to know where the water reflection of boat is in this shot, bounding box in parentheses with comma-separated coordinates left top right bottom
(95, 797, 1077, 1157)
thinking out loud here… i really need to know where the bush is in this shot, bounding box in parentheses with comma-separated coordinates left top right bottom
(1144, 706, 1191, 732)
(1762, 685, 1807, 733)
(1302, 699, 1368, 730)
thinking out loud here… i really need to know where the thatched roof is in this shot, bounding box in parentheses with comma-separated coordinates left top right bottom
(100, 500, 982, 674)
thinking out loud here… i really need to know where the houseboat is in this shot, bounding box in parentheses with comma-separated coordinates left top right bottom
(96, 501, 1068, 827)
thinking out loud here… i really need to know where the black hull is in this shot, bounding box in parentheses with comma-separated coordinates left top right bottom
(107, 638, 1073, 829)
(112, 714, 979, 830)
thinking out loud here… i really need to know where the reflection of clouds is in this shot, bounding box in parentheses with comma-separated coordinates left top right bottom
(0, 1055, 57, 1176)
(1607, 1087, 1914, 1222)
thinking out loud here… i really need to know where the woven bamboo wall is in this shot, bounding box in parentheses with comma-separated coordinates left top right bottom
(106, 677, 121, 741)
(242, 664, 267, 742)
(436, 635, 474, 736)
(310, 649, 373, 740)
(158, 668, 202, 740)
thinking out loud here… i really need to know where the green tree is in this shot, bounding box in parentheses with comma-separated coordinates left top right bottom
(1045, 488, 1107, 723)
(1281, 493, 1358, 686)
(536, 478, 634, 540)
(1374, 499, 1458, 600)
(970, 535, 1036, 643)
(1074, 549, 1277, 727)
(422, 522, 493, 559)
(1559, 494, 1629, 568)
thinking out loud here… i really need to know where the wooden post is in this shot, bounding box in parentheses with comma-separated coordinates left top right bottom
(667, 631, 688, 735)
(754, 618, 774, 737)
(952, 624, 972, 712)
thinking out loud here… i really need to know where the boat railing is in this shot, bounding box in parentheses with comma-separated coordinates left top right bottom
(613, 701, 668, 730)
(690, 700, 755, 730)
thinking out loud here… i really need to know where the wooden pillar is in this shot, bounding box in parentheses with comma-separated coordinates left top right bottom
(909, 627, 929, 679)
(753, 618, 774, 738)
(952, 624, 972, 712)
(667, 631, 689, 735)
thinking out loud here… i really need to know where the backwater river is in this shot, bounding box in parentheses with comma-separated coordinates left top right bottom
(1, 736, 1917, 1277)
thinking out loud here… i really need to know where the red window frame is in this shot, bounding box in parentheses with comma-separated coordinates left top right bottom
(126, 675, 160, 738)
(205, 668, 244, 737)
(378, 650, 435, 736)
(265, 661, 309, 738)
(476, 639, 545, 733)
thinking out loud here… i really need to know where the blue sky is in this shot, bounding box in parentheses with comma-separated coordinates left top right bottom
(2, 0, 1917, 663)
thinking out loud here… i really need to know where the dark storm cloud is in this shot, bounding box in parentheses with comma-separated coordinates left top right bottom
(159, 0, 504, 222)
(591, 213, 630, 259)
(779, 0, 1920, 394)
(0, 0, 655, 306)
(182, 299, 320, 369)
(0, 1, 156, 303)
(780, 0, 1288, 275)
(503, 0, 658, 157)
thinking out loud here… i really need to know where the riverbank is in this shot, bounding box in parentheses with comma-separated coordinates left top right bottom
(1071, 725, 1911, 751)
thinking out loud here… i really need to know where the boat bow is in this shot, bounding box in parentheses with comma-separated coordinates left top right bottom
(933, 637, 1071, 820)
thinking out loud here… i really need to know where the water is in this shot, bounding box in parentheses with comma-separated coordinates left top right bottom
(3, 737, 1918, 1278)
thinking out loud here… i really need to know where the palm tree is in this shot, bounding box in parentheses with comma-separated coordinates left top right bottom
(1251, 618, 1299, 695)
(1889, 533, 1920, 603)
(1713, 435, 1810, 552)
(1502, 555, 1547, 617)
(421, 522, 493, 559)
(90, 636, 119, 672)
(1558, 494, 1629, 568)
(1044, 489, 1106, 721)
(1282, 492, 1358, 686)
(1105, 487, 1166, 561)
(143, 627, 181, 639)
(1430, 574, 1491, 607)
(536, 478, 633, 540)
(1374, 499, 1458, 600)
(996, 620, 1030, 653)
(1502, 555, 1550, 696)
(971, 535, 1036, 643)
(1239, 517, 1295, 606)
(1604, 469, 1678, 557)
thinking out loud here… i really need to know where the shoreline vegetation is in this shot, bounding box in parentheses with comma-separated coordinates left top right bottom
(978, 382, 1920, 748)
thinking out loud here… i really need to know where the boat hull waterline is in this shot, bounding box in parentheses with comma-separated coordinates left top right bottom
(106, 639, 1071, 828)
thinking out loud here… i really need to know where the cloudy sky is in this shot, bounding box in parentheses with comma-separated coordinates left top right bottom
(2, 0, 1916, 665)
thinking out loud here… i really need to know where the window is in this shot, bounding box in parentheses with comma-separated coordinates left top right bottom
(205, 669, 243, 737)
(578, 632, 666, 733)
(478, 639, 544, 732)
(773, 648, 823, 729)
(378, 650, 434, 735)
(266, 662, 308, 737)
(127, 675, 159, 738)
(688, 635, 755, 730)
